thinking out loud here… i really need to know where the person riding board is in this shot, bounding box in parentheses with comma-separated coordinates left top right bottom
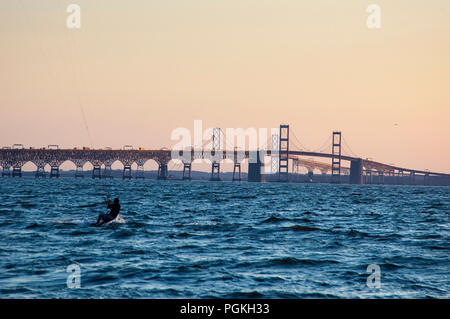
(95, 198, 120, 226)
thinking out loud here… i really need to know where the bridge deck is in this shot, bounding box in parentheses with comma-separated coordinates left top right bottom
(0, 148, 448, 177)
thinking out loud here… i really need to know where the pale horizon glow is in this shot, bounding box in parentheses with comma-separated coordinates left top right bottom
(0, 0, 449, 173)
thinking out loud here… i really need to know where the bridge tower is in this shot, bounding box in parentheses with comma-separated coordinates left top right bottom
(271, 134, 279, 175)
(210, 128, 221, 181)
(278, 125, 289, 182)
(331, 131, 341, 184)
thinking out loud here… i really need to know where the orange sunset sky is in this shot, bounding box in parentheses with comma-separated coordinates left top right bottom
(0, 1, 449, 173)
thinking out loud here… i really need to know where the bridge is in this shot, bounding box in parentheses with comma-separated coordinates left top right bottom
(0, 125, 449, 186)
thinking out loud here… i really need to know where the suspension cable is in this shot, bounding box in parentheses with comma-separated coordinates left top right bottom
(342, 135, 358, 157)
(313, 134, 332, 153)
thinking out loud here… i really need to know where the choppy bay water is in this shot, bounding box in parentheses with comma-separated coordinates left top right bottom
(0, 178, 448, 298)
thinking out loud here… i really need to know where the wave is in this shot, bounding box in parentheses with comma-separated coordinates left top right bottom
(25, 222, 43, 229)
(169, 232, 193, 238)
(110, 229, 134, 238)
(78, 202, 103, 208)
(293, 217, 313, 223)
(231, 195, 258, 200)
(265, 257, 340, 267)
(426, 202, 444, 209)
(291, 225, 321, 232)
(20, 202, 37, 208)
(342, 229, 372, 238)
(262, 216, 290, 223)
(51, 218, 92, 225)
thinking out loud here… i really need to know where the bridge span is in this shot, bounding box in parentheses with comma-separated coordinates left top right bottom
(0, 125, 448, 186)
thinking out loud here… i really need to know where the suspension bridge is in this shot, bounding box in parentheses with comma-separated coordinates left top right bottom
(0, 125, 448, 186)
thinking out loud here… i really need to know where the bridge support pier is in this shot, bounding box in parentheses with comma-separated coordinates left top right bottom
(349, 158, 363, 184)
(210, 162, 221, 181)
(443, 175, 450, 187)
(158, 163, 168, 180)
(123, 165, 132, 180)
(248, 152, 265, 182)
(103, 164, 113, 179)
(424, 173, 429, 186)
(409, 172, 415, 185)
(92, 165, 102, 179)
(365, 171, 374, 184)
(135, 163, 145, 179)
(386, 171, 393, 185)
(50, 166, 60, 178)
(399, 171, 406, 185)
(12, 167, 22, 178)
(183, 162, 192, 181)
(75, 166, 84, 178)
(2, 166, 11, 177)
(377, 172, 384, 184)
(233, 163, 241, 181)
(35, 166, 46, 178)
(395, 171, 401, 185)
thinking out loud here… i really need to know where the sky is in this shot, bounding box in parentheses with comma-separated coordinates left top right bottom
(0, 0, 449, 173)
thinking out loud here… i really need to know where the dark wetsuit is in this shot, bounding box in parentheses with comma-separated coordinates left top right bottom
(107, 202, 121, 219)
(96, 202, 121, 226)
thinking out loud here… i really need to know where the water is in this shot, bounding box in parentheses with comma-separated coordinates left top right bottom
(0, 178, 448, 298)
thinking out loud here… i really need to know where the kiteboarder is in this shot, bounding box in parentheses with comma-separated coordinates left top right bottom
(95, 198, 121, 226)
